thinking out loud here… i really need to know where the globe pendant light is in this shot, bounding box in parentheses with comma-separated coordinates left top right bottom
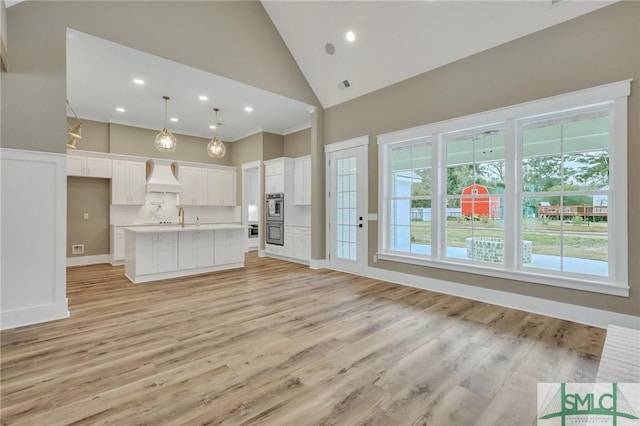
(207, 108, 226, 158)
(155, 96, 177, 152)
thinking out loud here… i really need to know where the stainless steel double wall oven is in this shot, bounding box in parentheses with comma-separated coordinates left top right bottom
(265, 193, 284, 245)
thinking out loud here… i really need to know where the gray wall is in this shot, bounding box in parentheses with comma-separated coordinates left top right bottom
(230, 132, 263, 208)
(68, 118, 110, 153)
(67, 177, 110, 257)
(320, 2, 640, 316)
(283, 128, 311, 158)
(262, 132, 284, 161)
(109, 123, 230, 166)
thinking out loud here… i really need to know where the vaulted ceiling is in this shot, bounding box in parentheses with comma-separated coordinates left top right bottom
(262, 0, 616, 108)
(8, 0, 617, 141)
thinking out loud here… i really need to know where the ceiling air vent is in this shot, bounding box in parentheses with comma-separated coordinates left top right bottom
(339, 79, 351, 90)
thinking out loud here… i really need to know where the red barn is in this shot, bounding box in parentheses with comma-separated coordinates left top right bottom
(461, 184, 500, 219)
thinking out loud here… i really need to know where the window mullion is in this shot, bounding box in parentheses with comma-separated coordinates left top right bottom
(504, 119, 518, 271)
(433, 133, 443, 260)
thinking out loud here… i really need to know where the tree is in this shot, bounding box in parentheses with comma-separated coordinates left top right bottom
(522, 157, 562, 192)
(411, 169, 432, 208)
(477, 161, 506, 188)
(566, 151, 609, 189)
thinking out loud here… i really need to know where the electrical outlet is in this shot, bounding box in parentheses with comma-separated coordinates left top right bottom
(373, 255, 378, 263)
(83, 213, 89, 219)
(71, 244, 84, 255)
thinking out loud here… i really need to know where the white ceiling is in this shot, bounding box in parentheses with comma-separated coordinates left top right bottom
(66, 29, 314, 142)
(262, 0, 617, 108)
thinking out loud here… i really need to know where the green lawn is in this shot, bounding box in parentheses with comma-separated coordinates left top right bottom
(410, 219, 608, 261)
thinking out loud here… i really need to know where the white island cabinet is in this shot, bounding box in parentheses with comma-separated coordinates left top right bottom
(124, 224, 244, 284)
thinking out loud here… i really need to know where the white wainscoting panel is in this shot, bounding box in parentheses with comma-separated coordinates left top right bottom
(1, 149, 69, 329)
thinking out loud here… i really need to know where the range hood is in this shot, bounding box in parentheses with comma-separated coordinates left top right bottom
(146, 159, 182, 193)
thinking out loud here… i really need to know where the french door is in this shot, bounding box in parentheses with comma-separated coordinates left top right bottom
(325, 137, 368, 275)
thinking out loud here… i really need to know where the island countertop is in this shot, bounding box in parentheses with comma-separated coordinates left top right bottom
(124, 223, 245, 233)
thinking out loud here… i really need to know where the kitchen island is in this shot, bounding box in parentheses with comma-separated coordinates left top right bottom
(124, 224, 245, 284)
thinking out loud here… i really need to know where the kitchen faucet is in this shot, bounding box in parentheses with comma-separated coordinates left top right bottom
(178, 207, 185, 228)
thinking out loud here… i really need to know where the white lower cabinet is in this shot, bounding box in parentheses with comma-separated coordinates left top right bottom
(124, 225, 245, 283)
(283, 226, 295, 258)
(136, 232, 178, 275)
(178, 230, 213, 270)
(111, 227, 126, 264)
(214, 228, 244, 265)
(293, 227, 311, 262)
(267, 225, 310, 263)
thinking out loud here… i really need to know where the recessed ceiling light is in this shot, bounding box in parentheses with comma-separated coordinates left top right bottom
(116, 107, 126, 112)
(209, 125, 217, 129)
(346, 31, 356, 42)
(199, 95, 209, 101)
(244, 106, 253, 112)
(170, 117, 178, 122)
(133, 78, 145, 85)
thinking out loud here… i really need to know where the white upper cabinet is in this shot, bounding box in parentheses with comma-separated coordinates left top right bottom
(112, 160, 145, 205)
(179, 166, 208, 206)
(294, 156, 311, 205)
(208, 168, 236, 206)
(67, 153, 112, 178)
(264, 158, 293, 195)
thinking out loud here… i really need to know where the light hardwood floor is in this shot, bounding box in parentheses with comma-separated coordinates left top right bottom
(1, 252, 604, 425)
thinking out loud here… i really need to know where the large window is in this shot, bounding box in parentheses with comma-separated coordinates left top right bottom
(378, 81, 629, 296)
(389, 139, 432, 256)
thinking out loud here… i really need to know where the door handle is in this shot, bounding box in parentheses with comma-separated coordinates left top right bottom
(358, 224, 363, 228)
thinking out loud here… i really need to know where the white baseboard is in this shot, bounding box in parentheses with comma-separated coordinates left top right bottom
(263, 252, 310, 266)
(1, 302, 69, 330)
(309, 258, 328, 270)
(258, 249, 267, 258)
(126, 262, 245, 284)
(67, 254, 111, 267)
(366, 266, 640, 330)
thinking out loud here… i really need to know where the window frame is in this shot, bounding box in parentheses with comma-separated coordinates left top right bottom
(377, 80, 630, 297)
(387, 138, 435, 257)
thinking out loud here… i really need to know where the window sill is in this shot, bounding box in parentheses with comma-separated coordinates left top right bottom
(376, 252, 629, 297)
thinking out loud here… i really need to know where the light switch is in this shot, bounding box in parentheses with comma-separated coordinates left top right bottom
(83, 213, 89, 219)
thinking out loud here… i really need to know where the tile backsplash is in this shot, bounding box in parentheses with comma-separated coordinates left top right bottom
(110, 192, 240, 226)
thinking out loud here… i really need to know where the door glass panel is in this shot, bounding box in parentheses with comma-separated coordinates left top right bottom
(336, 156, 357, 261)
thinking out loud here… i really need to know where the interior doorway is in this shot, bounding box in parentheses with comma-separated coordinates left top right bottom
(242, 161, 261, 252)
